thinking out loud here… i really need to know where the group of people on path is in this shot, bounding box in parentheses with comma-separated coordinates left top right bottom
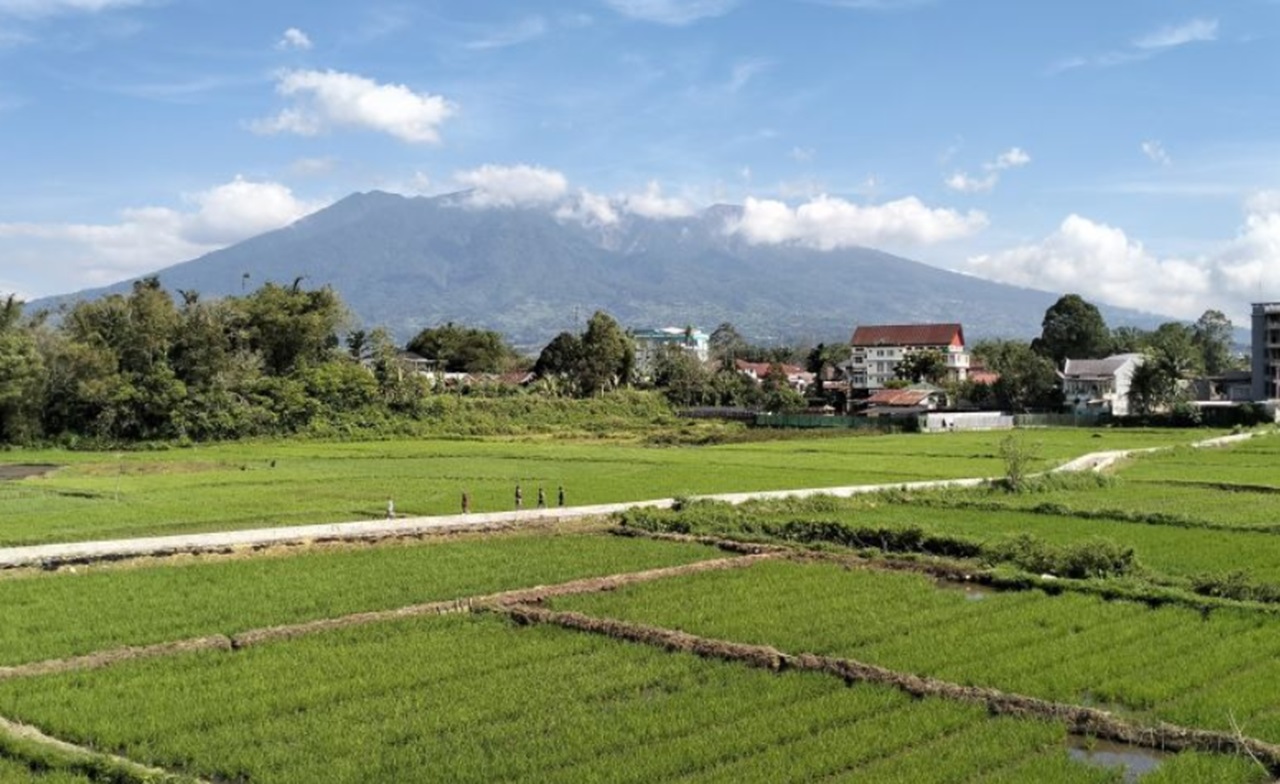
(387, 483, 565, 519)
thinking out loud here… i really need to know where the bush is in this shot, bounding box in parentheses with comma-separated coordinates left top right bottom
(984, 534, 1136, 579)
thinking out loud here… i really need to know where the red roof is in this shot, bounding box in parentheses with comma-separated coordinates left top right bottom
(969, 369, 1000, 385)
(850, 323, 964, 348)
(864, 388, 936, 406)
(735, 360, 806, 377)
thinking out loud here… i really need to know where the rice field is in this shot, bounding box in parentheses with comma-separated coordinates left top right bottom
(0, 428, 1215, 546)
(0, 613, 1261, 784)
(553, 559, 1280, 743)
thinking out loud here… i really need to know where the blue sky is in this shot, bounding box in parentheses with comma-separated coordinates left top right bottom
(2, 0, 1279, 324)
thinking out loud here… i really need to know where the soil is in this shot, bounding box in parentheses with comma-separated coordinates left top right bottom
(0, 465, 59, 481)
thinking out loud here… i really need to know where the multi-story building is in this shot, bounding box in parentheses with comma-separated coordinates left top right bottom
(846, 323, 969, 391)
(1252, 303, 1280, 401)
(632, 326, 710, 378)
(1060, 353, 1144, 417)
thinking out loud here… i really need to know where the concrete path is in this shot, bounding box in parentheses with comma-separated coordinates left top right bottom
(0, 430, 1265, 570)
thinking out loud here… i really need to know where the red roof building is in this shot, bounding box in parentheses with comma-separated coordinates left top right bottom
(846, 322, 970, 391)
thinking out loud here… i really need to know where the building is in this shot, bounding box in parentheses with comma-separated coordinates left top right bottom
(846, 323, 969, 390)
(633, 327, 710, 378)
(734, 360, 814, 393)
(1060, 353, 1144, 417)
(1252, 303, 1280, 400)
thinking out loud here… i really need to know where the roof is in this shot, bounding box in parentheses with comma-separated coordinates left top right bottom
(1061, 354, 1143, 380)
(864, 388, 939, 407)
(735, 360, 807, 377)
(851, 323, 964, 348)
(969, 369, 1001, 385)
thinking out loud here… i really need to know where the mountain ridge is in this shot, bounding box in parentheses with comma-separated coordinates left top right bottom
(30, 190, 1168, 349)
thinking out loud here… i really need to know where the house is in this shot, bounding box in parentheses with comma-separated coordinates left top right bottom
(1251, 302, 1280, 400)
(1192, 369, 1253, 403)
(1060, 353, 1144, 417)
(734, 360, 814, 393)
(633, 326, 710, 377)
(846, 323, 969, 391)
(860, 385, 947, 411)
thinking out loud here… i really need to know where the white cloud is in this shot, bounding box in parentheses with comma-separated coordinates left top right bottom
(0, 177, 324, 292)
(727, 195, 987, 250)
(1055, 18, 1217, 72)
(555, 190, 620, 226)
(788, 146, 815, 163)
(1141, 140, 1172, 166)
(453, 164, 568, 208)
(727, 58, 771, 92)
(466, 16, 547, 49)
(621, 181, 695, 219)
(251, 69, 456, 144)
(989, 147, 1031, 171)
(0, 0, 141, 18)
(967, 195, 1280, 319)
(602, 0, 737, 26)
(1134, 18, 1218, 50)
(276, 27, 312, 51)
(945, 147, 1030, 193)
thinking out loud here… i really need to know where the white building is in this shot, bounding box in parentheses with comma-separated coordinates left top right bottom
(1252, 302, 1280, 401)
(1060, 353, 1145, 417)
(846, 323, 969, 391)
(632, 326, 710, 377)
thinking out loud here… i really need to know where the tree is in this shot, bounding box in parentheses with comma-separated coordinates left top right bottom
(577, 311, 634, 396)
(1127, 354, 1179, 416)
(0, 298, 45, 443)
(1032, 294, 1111, 367)
(534, 331, 582, 383)
(971, 339, 1061, 412)
(709, 322, 747, 368)
(894, 349, 948, 385)
(406, 322, 519, 373)
(651, 343, 709, 407)
(1146, 322, 1202, 379)
(1193, 309, 1236, 376)
(235, 282, 346, 376)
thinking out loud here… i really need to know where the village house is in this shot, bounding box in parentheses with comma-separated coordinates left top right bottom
(1060, 353, 1144, 417)
(734, 360, 814, 393)
(845, 323, 970, 391)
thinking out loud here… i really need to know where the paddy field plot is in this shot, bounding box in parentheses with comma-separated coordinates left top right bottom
(0, 428, 1216, 546)
(0, 613, 1260, 784)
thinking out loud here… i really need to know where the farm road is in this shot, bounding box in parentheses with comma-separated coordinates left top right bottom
(0, 431, 1261, 570)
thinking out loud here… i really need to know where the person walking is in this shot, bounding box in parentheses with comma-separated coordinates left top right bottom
(386, 498, 395, 520)
(537, 486, 546, 509)
(557, 485, 565, 507)
(461, 491, 471, 514)
(515, 483, 523, 510)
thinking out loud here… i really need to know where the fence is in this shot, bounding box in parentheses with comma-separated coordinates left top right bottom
(753, 414, 906, 432)
(921, 412, 1014, 433)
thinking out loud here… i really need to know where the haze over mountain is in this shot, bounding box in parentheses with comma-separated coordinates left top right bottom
(32, 191, 1167, 349)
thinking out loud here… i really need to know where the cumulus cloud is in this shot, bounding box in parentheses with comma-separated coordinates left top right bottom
(453, 164, 569, 208)
(621, 181, 695, 219)
(967, 195, 1280, 319)
(945, 146, 1030, 193)
(0, 177, 324, 293)
(276, 27, 312, 51)
(251, 69, 456, 144)
(1141, 140, 1172, 166)
(726, 195, 987, 250)
(602, 0, 737, 26)
(555, 190, 620, 226)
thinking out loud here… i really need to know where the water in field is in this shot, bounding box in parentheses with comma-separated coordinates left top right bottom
(933, 577, 998, 601)
(1066, 736, 1168, 781)
(0, 464, 59, 481)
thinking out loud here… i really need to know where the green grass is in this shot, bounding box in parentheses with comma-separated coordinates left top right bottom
(0, 428, 1217, 545)
(0, 758, 93, 784)
(0, 532, 717, 666)
(0, 613, 1260, 784)
(553, 559, 1280, 744)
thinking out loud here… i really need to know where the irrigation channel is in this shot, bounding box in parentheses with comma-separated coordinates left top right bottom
(0, 432, 1258, 570)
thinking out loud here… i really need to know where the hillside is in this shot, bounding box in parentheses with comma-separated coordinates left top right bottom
(31, 191, 1164, 348)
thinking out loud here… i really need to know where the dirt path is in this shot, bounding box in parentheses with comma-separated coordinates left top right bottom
(0, 431, 1264, 570)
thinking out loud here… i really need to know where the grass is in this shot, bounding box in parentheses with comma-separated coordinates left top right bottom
(552, 559, 1280, 744)
(0, 613, 1261, 784)
(0, 428, 1219, 546)
(0, 531, 718, 666)
(0, 758, 94, 784)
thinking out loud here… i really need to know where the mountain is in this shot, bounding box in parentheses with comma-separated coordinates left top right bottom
(31, 190, 1167, 349)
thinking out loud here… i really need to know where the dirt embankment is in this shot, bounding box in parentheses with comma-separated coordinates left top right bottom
(498, 604, 1280, 776)
(0, 465, 58, 482)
